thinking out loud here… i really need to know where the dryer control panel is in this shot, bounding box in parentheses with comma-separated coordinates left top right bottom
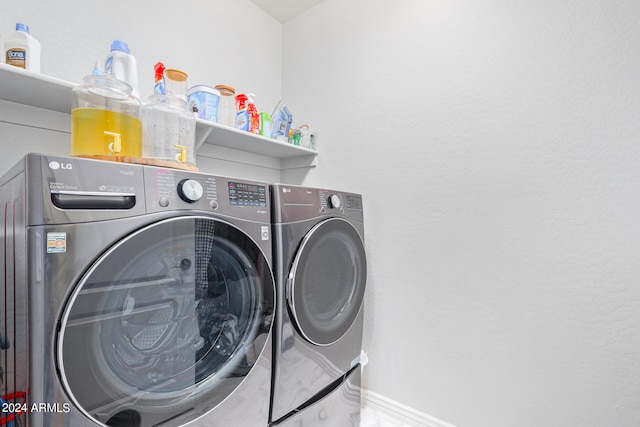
(272, 184, 364, 224)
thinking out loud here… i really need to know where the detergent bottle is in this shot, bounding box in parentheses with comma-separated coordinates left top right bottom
(105, 40, 140, 99)
(4, 23, 41, 72)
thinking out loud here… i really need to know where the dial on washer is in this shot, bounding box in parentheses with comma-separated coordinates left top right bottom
(177, 179, 204, 203)
(327, 194, 341, 209)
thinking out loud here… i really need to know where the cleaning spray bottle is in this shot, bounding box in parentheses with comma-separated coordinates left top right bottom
(247, 94, 260, 134)
(153, 62, 166, 95)
(235, 93, 249, 131)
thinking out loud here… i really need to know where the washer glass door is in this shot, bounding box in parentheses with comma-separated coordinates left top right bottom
(288, 218, 367, 346)
(57, 216, 273, 426)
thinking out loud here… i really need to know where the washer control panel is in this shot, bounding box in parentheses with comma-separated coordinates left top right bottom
(144, 167, 269, 221)
(228, 181, 267, 207)
(31, 154, 270, 224)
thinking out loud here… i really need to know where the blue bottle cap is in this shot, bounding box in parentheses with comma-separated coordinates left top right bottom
(16, 23, 29, 34)
(110, 40, 131, 54)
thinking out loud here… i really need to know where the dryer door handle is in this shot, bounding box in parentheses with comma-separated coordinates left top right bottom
(285, 274, 295, 306)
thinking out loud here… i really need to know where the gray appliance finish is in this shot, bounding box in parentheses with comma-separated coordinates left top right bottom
(0, 153, 275, 426)
(270, 184, 366, 426)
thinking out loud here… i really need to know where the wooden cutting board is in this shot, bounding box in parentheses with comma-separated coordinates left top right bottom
(76, 155, 200, 172)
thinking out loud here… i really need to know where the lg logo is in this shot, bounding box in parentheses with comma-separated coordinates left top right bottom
(49, 161, 73, 170)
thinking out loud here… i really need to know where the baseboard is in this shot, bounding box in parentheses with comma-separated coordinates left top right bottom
(362, 389, 456, 427)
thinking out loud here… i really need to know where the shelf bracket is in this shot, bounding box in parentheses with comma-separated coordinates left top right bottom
(281, 154, 318, 170)
(194, 126, 214, 152)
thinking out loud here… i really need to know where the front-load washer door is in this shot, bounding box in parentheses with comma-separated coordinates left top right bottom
(57, 216, 274, 427)
(288, 218, 367, 346)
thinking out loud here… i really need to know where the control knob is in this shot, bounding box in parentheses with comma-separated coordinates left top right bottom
(177, 179, 204, 203)
(327, 194, 341, 209)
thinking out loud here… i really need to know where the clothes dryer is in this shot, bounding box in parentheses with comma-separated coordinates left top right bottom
(0, 153, 274, 426)
(270, 184, 366, 426)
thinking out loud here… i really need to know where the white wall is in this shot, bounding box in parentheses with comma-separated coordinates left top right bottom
(0, 0, 283, 180)
(1, 0, 281, 107)
(283, 1, 640, 426)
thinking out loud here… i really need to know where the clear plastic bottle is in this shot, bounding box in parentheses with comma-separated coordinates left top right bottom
(104, 40, 139, 99)
(4, 23, 41, 72)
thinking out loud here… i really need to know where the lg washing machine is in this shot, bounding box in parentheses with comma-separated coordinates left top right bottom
(0, 153, 274, 426)
(270, 184, 367, 426)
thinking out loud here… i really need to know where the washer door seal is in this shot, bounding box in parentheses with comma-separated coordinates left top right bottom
(288, 218, 367, 346)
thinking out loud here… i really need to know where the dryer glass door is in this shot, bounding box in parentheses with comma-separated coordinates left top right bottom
(57, 216, 274, 426)
(288, 218, 367, 346)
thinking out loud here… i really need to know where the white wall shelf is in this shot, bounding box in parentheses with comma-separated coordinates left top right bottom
(0, 63, 318, 170)
(194, 121, 317, 169)
(0, 63, 75, 114)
